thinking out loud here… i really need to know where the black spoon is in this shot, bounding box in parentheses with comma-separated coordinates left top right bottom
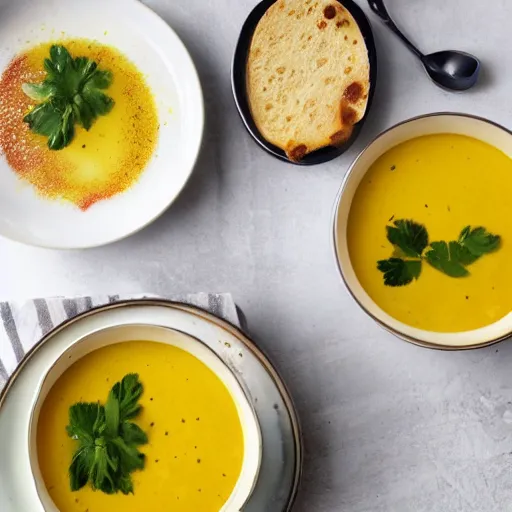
(368, 0, 480, 91)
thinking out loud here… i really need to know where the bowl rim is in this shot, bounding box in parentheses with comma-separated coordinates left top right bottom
(27, 323, 262, 511)
(332, 111, 512, 350)
(231, 0, 378, 166)
(0, 299, 303, 511)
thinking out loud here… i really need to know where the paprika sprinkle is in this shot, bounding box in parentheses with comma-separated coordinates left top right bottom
(0, 39, 158, 210)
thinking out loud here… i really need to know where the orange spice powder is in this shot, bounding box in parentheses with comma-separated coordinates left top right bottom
(0, 40, 159, 210)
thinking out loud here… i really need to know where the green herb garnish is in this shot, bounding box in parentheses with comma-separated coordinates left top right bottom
(377, 219, 501, 286)
(22, 45, 114, 150)
(425, 241, 469, 277)
(459, 226, 501, 256)
(67, 373, 148, 495)
(386, 219, 428, 258)
(377, 258, 422, 287)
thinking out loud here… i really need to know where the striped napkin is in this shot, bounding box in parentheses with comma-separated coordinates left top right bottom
(0, 293, 240, 390)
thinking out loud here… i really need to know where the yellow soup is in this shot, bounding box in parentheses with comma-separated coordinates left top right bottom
(0, 39, 158, 209)
(37, 341, 244, 512)
(347, 134, 512, 332)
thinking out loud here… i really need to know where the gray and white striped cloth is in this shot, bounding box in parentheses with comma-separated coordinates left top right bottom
(0, 292, 239, 391)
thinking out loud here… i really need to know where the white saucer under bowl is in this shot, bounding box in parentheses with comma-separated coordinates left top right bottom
(0, 300, 302, 511)
(29, 325, 262, 512)
(0, 0, 203, 248)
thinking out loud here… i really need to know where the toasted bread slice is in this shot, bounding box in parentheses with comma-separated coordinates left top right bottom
(247, 0, 370, 161)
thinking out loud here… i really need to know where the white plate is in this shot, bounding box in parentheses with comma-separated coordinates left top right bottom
(0, 0, 204, 248)
(0, 300, 302, 511)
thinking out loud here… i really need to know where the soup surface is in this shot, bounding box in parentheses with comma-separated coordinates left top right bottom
(347, 134, 512, 332)
(37, 341, 244, 512)
(0, 39, 158, 209)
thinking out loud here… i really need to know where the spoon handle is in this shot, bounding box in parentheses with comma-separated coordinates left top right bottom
(367, 0, 423, 59)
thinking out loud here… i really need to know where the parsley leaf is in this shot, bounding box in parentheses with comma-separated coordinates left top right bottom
(21, 82, 56, 102)
(111, 436, 146, 473)
(113, 373, 144, 421)
(22, 44, 114, 150)
(459, 226, 501, 257)
(66, 402, 105, 443)
(89, 439, 118, 494)
(69, 444, 95, 491)
(120, 421, 149, 446)
(118, 474, 134, 494)
(23, 102, 64, 138)
(67, 373, 148, 495)
(377, 258, 422, 287)
(104, 387, 120, 439)
(47, 104, 75, 150)
(386, 219, 428, 258)
(425, 241, 469, 277)
(448, 240, 479, 266)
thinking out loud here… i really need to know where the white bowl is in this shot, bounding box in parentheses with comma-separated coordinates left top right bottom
(333, 113, 512, 349)
(28, 324, 262, 511)
(0, 0, 204, 248)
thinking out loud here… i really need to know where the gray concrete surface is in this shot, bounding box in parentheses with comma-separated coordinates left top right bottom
(1, 0, 512, 510)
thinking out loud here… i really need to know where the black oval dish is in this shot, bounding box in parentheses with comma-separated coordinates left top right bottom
(232, 0, 378, 166)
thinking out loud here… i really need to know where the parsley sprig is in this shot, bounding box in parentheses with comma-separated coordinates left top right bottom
(67, 374, 148, 495)
(377, 220, 501, 287)
(22, 45, 114, 150)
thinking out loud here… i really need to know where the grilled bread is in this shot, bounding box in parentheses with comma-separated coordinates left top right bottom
(247, 0, 370, 161)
